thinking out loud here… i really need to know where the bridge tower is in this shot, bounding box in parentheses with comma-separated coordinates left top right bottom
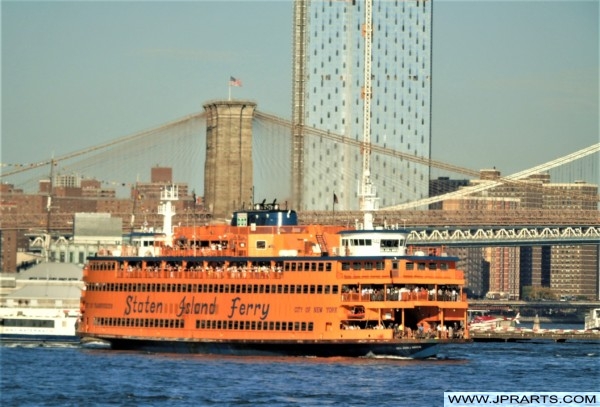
(203, 100, 257, 220)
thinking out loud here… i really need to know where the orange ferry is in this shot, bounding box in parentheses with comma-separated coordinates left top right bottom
(78, 186, 470, 358)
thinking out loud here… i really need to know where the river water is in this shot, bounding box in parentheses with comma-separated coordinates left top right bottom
(1, 335, 598, 407)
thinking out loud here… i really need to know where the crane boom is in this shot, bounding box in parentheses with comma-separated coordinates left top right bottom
(359, 0, 378, 228)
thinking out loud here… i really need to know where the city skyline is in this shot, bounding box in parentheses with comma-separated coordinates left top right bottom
(2, 1, 598, 192)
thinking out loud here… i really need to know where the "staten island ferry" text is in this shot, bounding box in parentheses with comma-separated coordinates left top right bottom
(123, 295, 270, 320)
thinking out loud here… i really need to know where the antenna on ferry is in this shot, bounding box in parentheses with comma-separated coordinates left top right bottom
(358, 0, 378, 230)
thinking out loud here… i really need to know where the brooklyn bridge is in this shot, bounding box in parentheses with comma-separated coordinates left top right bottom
(2, 106, 599, 241)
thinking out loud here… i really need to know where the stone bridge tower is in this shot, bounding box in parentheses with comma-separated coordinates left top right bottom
(203, 100, 256, 220)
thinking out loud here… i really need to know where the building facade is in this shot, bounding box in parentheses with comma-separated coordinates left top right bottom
(544, 181, 599, 299)
(299, 0, 432, 210)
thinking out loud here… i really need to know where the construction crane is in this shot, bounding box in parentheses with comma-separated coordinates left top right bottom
(358, 0, 378, 229)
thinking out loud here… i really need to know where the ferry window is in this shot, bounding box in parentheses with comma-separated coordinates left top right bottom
(381, 239, 399, 248)
(308, 322, 314, 331)
(376, 261, 383, 270)
(418, 263, 426, 270)
(284, 263, 291, 271)
(332, 285, 339, 294)
(366, 239, 372, 246)
(311, 262, 317, 271)
(291, 263, 297, 271)
(341, 262, 350, 271)
(281, 322, 287, 331)
(303, 285, 309, 294)
(429, 263, 437, 270)
(269, 322, 275, 330)
(406, 262, 414, 270)
(440, 263, 448, 270)
(283, 285, 289, 294)
(294, 322, 300, 331)
(326, 263, 332, 272)
(353, 262, 361, 270)
(277, 285, 283, 293)
(289, 285, 295, 294)
(301, 322, 307, 331)
(297, 263, 304, 271)
(310, 285, 316, 294)
(235, 285, 241, 293)
(297, 285, 303, 294)
(251, 321, 256, 330)
(317, 285, 323, 294)
(392, 262, 399, 270)
(318, 263, 324, 272)
(275, 322, 281, 330)
(256, 240, 266, 249)
(365, 262, 373, 270)
(264, 285, 270, 294)
(324, 285, 331, 294)
(241, 285, 247, 294)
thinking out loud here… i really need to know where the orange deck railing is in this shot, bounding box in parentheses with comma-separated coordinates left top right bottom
(341, 291, 467, 303)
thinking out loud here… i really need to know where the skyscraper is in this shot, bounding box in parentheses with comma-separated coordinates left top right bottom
(293, 0, 432, 210)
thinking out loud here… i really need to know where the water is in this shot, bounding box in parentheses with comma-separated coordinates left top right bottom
(1, 339, 598, 407)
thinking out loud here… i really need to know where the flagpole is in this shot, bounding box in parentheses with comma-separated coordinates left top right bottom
(228, 82, 231, 101)
(333, 193, 336, 223)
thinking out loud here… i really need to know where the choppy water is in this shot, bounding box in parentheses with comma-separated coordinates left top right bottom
(1, 338, 598, 407)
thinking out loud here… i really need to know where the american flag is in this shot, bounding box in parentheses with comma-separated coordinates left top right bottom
(229, 76, 242, 87)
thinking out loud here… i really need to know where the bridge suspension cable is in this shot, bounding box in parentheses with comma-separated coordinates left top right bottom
(255, 111, 599, 208)
(1, 112, 206, 179)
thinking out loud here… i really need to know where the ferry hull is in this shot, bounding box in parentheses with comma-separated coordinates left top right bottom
(98, 337, 453, 359)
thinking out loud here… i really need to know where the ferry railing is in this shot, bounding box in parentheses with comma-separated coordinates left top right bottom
(341, 291, 466, 303)
(336, 269, 464, 280)
(112, 268, 284, 280)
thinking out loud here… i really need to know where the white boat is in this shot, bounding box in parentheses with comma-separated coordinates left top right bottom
(0, 307, 80, 343)
(584, 308, 600, 331)
(0, 262, 83, 344)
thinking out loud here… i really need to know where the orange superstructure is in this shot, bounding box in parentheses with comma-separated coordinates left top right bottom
(78, 190, 470, 358)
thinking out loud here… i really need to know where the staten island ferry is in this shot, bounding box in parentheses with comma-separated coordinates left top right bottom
(77, 186, 470, 358)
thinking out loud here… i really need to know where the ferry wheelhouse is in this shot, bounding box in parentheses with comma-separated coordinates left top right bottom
(78, 187, 470, 358)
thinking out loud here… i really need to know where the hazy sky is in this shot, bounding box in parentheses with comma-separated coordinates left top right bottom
(2, 1, 598, 183)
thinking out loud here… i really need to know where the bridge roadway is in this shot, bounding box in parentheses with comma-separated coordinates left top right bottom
(298, 209, 600, 246)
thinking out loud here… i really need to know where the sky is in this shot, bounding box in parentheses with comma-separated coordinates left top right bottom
(2, 0, 598, 188)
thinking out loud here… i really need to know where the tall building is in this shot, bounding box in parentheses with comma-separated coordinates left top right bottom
(295, 0, 432, 210)
(544, 181, 599, 300)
